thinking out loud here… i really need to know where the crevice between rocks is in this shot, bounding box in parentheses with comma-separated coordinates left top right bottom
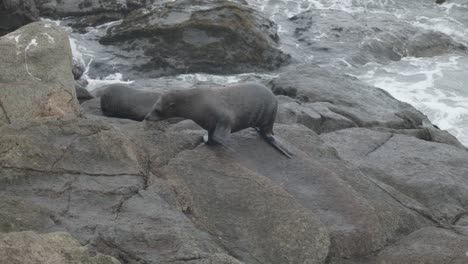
(50, 135, 80, 170)
(358, 167, 448, 228)
(1, 165, 142, 177)
(364, 133, 394, 157)
(451, 211, 468, 225)
(328, 107, 365, 127)
(0, 98, 12, 124)
(96, 235, 142, 264)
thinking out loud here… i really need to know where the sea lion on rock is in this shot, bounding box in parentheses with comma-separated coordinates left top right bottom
(144, 82, 293, 158)
(100, 84, 161, 121)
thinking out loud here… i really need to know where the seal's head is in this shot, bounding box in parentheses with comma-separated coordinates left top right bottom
(144, 91, 180, 121)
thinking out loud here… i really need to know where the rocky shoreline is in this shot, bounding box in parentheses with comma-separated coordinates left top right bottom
(1, 1, 468, 264)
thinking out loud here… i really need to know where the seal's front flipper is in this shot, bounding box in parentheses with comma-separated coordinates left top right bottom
(263, 135, 294, 158)
(211, 121, 231, 146)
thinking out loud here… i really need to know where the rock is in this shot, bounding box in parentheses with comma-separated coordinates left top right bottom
(221, 125, 432, 259)
(36, 0, 150, 19)
(0, 198, 55, 233)
(72, 58, 85, 80)
(290, 9, 467, 65)
(0, 21, 80, 125)
(0, 0, 39, 36)
(270, 64, 428, 132)
(321, 128, 468, 225)
(98, 0, 290, 78)
(0, 118, 243, 263)
(160, 142, 330, 264)
(366, 227, 468, 264)
(372, 126, 466, 149)
(0, 231, 121, 264)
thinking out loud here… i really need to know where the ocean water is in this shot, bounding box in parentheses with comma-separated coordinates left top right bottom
(64, 0, 468, 145)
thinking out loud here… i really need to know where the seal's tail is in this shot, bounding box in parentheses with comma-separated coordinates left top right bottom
(264, 135, 294, 158)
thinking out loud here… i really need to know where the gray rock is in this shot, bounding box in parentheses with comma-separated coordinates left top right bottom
(270, 64, 428, 131)
(72, 58, 85, 80)
(98, 0, 290, 78)
(0, 21, 80, 125)
(372, 126, 466, 149)
(0, 118, 243, 264)
(217, 125, 431, 259)
(0, 0, 39, 36)
(290, 9, 467, 66)
(0, 231, 121, 264)
(160, 140, 330, 264)
(322, 128, 468, 225)
(368, 227, 468, 264)
(0, 197, 56, 233)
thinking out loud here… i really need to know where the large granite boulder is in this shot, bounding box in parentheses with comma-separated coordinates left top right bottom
(271, 64, 428, 132)
(290, 9, 467, 65)
(0, 231, 121, 264)
(0, 21, 80, 125)
(97, 0, 290, 78)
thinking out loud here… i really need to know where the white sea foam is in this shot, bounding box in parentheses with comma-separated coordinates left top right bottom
(87, 73, 134, 91)
(356, 55, 468, 145)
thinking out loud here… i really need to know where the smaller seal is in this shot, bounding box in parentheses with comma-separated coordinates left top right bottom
(100, 84, 161, 121)
(144, 82, 293, 158)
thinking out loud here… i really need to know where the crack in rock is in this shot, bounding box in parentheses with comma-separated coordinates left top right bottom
(0, 99, 12, 124)
(364, 133, 394, 157)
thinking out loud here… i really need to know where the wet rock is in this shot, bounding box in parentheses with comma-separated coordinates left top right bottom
(160, 141, 330, 264)
(367, 227, 468, 264)
(0, 231, 121, 264)
(98, 0, 290, 78)
(0, 21, 80, 125)
(0, 118, 242, 263)
(215, 125, 431, 259)
(270, 64, 428, 132)
(36, 0, 149, 18)
(0, 198, 56, 233)
(290, 9, 467, 65)
(372, 126, 466, 149)
(72, 58, 85, 80)
(322, 128, 468, 225)
(0, 0, 39, 36)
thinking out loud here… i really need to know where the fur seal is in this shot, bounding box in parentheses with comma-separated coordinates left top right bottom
(144, 82, 293, 158)
(100, 84, 161, 121)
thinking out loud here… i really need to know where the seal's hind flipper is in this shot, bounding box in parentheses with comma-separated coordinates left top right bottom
(263, 135, 294, 158)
